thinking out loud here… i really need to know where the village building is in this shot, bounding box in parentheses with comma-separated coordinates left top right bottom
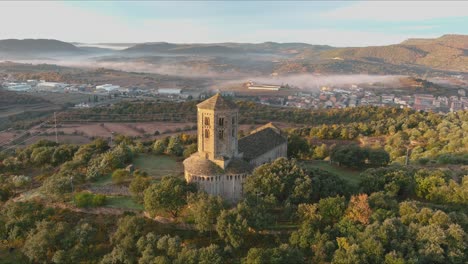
(183, 94, 287, 202)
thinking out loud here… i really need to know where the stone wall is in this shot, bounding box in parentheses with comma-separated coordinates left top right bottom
(185, 172, 247, 202)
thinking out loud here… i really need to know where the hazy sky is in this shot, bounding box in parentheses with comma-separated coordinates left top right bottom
(0, 1, 467, 47)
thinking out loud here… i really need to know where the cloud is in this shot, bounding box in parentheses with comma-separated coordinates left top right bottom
(321, 1, 468, 21)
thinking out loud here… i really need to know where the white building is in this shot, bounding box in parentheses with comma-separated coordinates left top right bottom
(96, 84, 120, 92)
(4, 82, 32, 91)
(246, 81, 281, 91)
(37, 82, 67, 90)
(158, 88, 181, 94)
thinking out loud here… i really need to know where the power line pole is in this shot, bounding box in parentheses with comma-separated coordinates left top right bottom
(54, 112, 58, 143)
(110, 131, 114, 146)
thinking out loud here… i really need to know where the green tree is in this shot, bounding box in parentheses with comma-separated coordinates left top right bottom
(153, 139, 167, 155)
(129, 176, 151, 202)
(216, 209, 248, 248)
(167, 136, 184, 156)
(183, 143, 198, 158)
(287, 134, 310, 158)
(188, 192, 224, 233)
(243, 158, 312, 206)
(330, 144, 369, 168)
(144, 176, 195, 217)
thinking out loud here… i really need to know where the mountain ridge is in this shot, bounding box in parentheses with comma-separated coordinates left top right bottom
(0, 35, 466, 74)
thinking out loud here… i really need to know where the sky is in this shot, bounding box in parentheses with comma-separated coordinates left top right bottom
(0, 1, 467, 47)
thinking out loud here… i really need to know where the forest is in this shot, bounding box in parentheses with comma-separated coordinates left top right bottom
(0, 102, 466, 263)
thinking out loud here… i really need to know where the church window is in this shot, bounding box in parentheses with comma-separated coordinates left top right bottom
(218, 117, 224, 126)
(204, 117, 210, 126)
(232, 128, 235, 137)
(205, 129, 210, 138)
(218, 130, 224, 140)
(232, 116, 235, 124)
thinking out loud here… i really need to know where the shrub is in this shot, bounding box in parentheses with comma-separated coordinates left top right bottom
(74, 192, 106, 208)
(112, 169, 129, 185)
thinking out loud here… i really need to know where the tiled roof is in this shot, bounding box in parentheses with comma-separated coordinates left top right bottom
(197, 93, 238, 110)
(238, 124, 287, 161)
(225, 158, 254, 174)
(183, 153, 223, 175)
(183, 154, 252, 176)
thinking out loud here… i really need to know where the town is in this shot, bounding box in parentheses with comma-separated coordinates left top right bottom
(2, 76, 467, 113)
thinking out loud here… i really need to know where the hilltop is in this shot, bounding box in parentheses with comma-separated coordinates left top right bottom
(318, 34, 468, 72)
(122, 42, 332, 56)
(0, 39, 84, 57)
(0, 35, 467, 76)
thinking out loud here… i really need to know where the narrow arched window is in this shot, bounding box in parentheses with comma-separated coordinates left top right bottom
(204, 117, 210, 126)
(205, 129, 210, 138)
(218, 117, 224, 126)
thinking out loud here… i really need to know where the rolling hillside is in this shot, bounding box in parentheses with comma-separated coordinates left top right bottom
(0, 39, 83, 56)
(319, 35, 468, 72)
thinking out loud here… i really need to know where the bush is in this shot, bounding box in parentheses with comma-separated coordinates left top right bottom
(112, 169, 129, 185)
(74, 192, 106, 208)
(417, 158, 430, 165)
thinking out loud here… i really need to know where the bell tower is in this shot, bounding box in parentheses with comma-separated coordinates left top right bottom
(197, 94, 239, 169)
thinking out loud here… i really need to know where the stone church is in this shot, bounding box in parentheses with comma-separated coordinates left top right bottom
(183, 94, 287, 201)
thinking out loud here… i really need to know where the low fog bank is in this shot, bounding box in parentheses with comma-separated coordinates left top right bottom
(7, 58, 248, 79)
(4, 58, 406, 89)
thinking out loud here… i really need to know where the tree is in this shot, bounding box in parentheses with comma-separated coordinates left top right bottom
(183, 143, 198, 158)
(112, 169, 129, 185)
(216, 209, 248, 248)
(30, 147, 54, 167)
(318, 196, 347, 226)
(346, 194, 372, 225)
(22, 221, 69, 263)
(243, 244, 303, 264)
(308, 168, 350, 201)
(144, 176, 195, 217)
(243, 158, 312, 206)
(166, 136, 184, 156)
(287, 134, 310, 158)
(198, 244, 223, 264)
(102, 216, 148, 264)
(313, 144, 329, 160)
(52, 144, 78, 165)
(129, 176, 151, 202)
(367, 149, 390, 167)
(188, 192, 224, 233)
(330, 144, 368, 168)
(153, 139, 167, 155)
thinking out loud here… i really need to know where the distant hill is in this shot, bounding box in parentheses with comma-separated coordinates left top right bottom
(318, 35, 468, 72)
(122, 42, 333, 56)
(0, 39, 84, 56)
(0, 35, 466, 76)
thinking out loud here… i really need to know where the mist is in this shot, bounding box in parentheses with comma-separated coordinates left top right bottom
(226, 74, 405, 90)
(3, 56, 407, 89)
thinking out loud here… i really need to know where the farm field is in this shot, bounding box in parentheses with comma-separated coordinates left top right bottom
(49, 121, 196, 138)
(301, 160, 364, 187)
